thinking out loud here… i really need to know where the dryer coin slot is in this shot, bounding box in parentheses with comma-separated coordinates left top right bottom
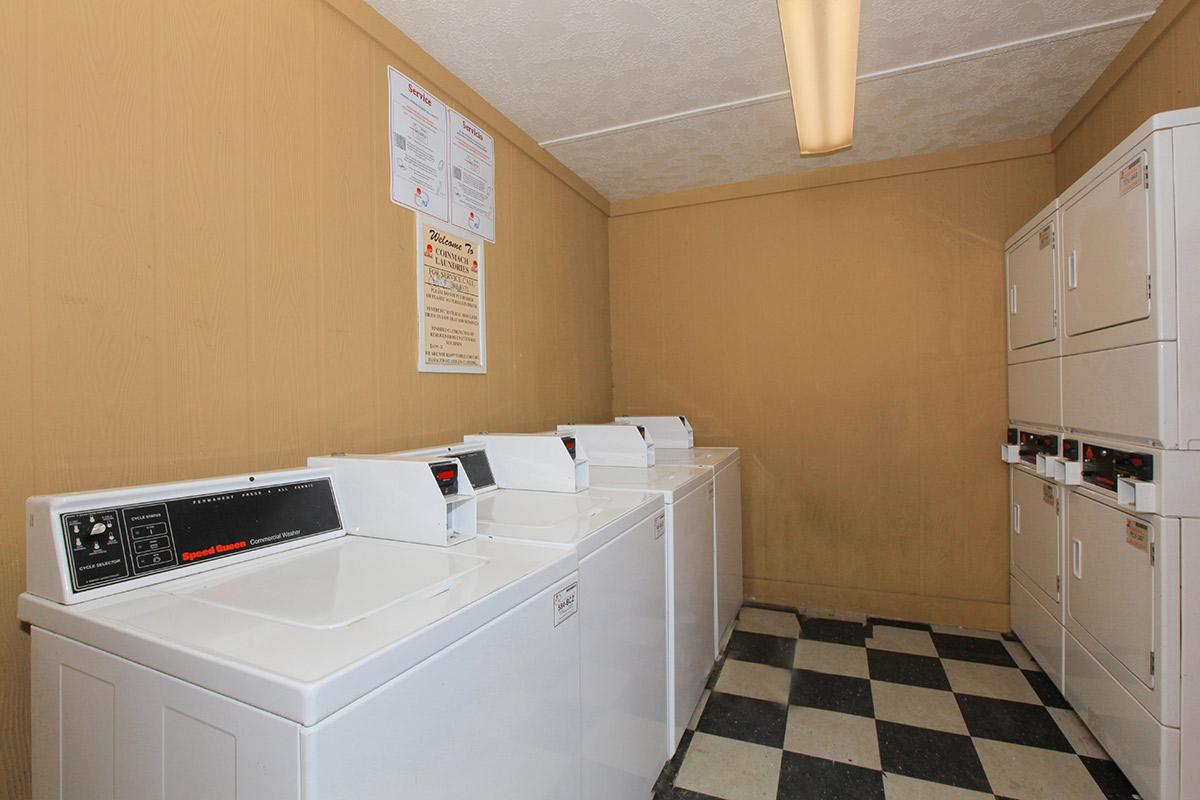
(429, 461, 459, 496)
(561, 436, 577, 458)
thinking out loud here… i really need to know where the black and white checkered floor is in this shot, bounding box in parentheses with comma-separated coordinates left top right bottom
(655, 604, 1140, 800)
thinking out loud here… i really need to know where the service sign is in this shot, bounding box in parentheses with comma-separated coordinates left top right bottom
(417, 217, 486, 373)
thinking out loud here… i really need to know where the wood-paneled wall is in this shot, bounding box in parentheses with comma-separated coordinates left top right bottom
(609, 153, 1055, 631)
(0, 1, 611, 794)
(1054, 0, 1200, 191)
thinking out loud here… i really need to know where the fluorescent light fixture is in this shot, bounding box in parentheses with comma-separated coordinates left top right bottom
(777, 0, 861, 155)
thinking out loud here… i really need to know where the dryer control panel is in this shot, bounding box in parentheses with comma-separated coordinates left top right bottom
(62, 479, 342, 594)
(1019, 431, 1059, 464)
(1081, 443, 1154, 491)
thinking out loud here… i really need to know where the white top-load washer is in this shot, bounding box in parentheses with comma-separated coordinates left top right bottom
(615, 415, 744, 658)
(378, 437, 669, 800)
(18, 466, 583, 800)
(584, 460, 715, 751)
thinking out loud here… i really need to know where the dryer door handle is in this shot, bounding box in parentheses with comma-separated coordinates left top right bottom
(1067, 251, 1078, 290)
(1071, 538, 1083, 579)
(1012, 503, 1020, 534)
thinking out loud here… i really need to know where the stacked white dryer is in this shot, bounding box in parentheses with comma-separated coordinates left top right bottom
(1003, 107, 1200, 800)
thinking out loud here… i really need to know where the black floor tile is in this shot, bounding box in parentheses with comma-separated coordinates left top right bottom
(876, 720, 992, 793)
(956, 694, 1073, 752)
(800, 617, 868, 646)
(725, 630, 796, 669)
(1022, 669, 1070, 708)
(777, 751, 885, 800)
(742, 600, 802, 618)
(867, 617, 932, 632)
(931, 633, 1016, 667)
(789, 668, 874, 717)
(694, 691, 788, 748)
(655, 728, 694, 792)
(866, 649, 951, 690)
(1080, 755, 1141, 799)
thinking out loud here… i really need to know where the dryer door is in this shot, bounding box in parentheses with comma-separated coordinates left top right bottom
(1007, 219, 1058, 351)
(1066, 492, 1156, 687)
(1062, 151, 1151, 338)
(1011, 470, 1060, 603)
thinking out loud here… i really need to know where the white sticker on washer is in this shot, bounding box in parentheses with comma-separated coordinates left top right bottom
(654, 512, 666, 539)
(553, 583, 578, 626)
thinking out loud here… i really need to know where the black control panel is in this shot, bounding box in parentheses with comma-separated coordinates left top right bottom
(1018, 431, 1059, 464)
(429, 461, 459, 495)
(1007, 427, 1020, 446)
(1062, 439, 1080, 462)
(64, 479, 342, 593)
(1082, 443, 1154, 491)
(636, 425, 646, 439)
(456, 449, 496, 490)
(561, 436, 577, 459)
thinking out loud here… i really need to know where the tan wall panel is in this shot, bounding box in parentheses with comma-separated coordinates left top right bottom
(1055, 0, 1200, 191)
(609, 155, 1055, 630)
(1, 0, 611, 790)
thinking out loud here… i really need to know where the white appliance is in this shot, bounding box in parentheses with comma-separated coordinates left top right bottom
(585, 463, 715, 751)
(1005, 200, 1064, 430)
(1057, 108, 1200, 449)
(392, 441, 669, 800)
(556, 423, 656, 467)
(615, 415, 694, 449)
(465, 432, 590, 491)
(655, 446, 743, 656)
(1002, 425, 1066, 690)
(19, 468, 583, 800)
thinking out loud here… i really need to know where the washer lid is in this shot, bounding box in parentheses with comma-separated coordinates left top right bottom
(166, 537, 487, 629)
(476, 488, 662, 557)
(655, 447, 739, 471)
(586, 465, 711, 503)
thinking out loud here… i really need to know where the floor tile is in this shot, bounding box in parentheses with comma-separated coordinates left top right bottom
(974, 738, 1106, 799)
(867, 649, 951, 691)
(737, 607, 800, 638)
(794, 638, 870, 678)
(876, 720, 991, 793)
(881, 772, 993, 799)
(930, 624, 1004, 640)
(800, 616, 869, 646)
(871, 681, 968, 735)
(715, 659, 793, 704)
(674, 731, 783, 800)
(1022, 669, 1070, 708)
(869, 617, 932, 632)
(803, 607, 868, 623)
(941, 660, 1040, 704)
(956, 694, 1072, 751)
(726, 630, 797, 670)
(867, 626, 938, 657)
(695, 691, 788, 748)
(931, 633, 1016, 667)
(784, 705, 881, 769)
(655, 787, 725, 800)
(790, 668, 875, 717)
(658, 728, 694, 789)
(1001, 639, 1040, 671)
(688, 689, 711, 730)
(1048, 707, 1109, 759)
(1079, 755, 1140, 799)
(777, 751, 885, 800)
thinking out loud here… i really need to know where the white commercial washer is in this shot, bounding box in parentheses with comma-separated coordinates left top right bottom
(583, 459, 715, 752)
(19, 466, 583, 800)
(328, 437, 669, 800)
(616, 416, 743, 659)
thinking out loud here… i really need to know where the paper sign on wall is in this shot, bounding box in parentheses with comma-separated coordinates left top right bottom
(449, 110, 496, 242)
(417, 217, 486, 373)
(388, 67, 450, 221)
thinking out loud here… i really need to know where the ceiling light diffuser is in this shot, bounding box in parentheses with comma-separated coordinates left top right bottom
(776, 0, 862, 155)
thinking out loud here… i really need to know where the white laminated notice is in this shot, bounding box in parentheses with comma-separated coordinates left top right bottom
(448, 110, 496, 242)
(654, 512, 665, 539)
(388, 67, 450, 220)
(554, 583, 578, 627)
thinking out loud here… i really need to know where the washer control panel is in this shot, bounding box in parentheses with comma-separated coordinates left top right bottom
(1018, 431, 1059, 464)
(62, 478, 341, 593)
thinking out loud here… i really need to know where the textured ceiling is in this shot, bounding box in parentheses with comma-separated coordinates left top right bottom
(368, 0, 1162, 201)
